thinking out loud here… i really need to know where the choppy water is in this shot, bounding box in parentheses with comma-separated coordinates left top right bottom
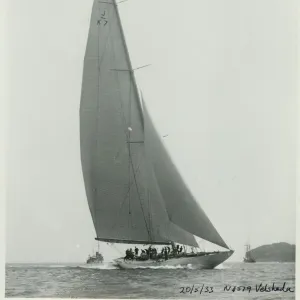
(6, 262, 295, 299)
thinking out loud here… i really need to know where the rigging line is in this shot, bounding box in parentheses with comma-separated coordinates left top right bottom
(128, 134, 131, 221)
(109, 142, 143, 233)
(98, 0, 129, 5)
(108, 243, 123, 256)
(128, 137, 132, 231)
(110, 64, 151, 72)
(128, 61, 133, 229)
(123, 162, 142, 203)
(110, 162, 142, 230)
(128, 164, 133, 230)
(128, 149, 152, 240)
(133, 64, 151, 71)
(148, 190, 152, 237)
(117, 0, 129, 4)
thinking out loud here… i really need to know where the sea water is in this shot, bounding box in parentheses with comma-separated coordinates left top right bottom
(5, 262, 295, 299)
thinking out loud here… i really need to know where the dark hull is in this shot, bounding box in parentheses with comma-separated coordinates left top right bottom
(114, 250, 234, 269)
(86, 253, 104, 264)
(86, 258, 103, 264)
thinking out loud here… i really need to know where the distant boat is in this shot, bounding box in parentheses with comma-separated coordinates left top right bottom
(86, 251, 104, 264)
(243, 244, 256, 263)
(79, 0, 234, 269)
(86, 242, 104, 264)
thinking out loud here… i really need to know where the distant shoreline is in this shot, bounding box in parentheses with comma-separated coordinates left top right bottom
(248, 242, 295, 263)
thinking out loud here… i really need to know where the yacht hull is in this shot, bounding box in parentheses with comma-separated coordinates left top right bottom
(114, 250, 233, 269)
(86, 260, 103, 265)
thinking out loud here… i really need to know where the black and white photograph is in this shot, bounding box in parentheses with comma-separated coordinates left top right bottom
(5, 0, 297, 298)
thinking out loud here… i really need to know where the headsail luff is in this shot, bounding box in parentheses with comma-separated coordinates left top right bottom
(80, 0, 198, 247)
(143, 100, 230, 250)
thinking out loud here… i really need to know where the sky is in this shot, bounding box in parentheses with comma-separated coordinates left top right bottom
(6, 0, 297, 263)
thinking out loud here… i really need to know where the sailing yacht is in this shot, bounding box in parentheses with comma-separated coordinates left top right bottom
(79, 0, 234, 269)
(86, 242, 104, 264)
(243, 244, 256, 263)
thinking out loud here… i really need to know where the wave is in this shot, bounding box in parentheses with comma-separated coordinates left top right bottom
(30, 262, 119, 270)
(48, 265, 71, 268)
(48, 263, 195, 270)
(215, 263, 226, 269)
(7, 264, 73, 269)
(120, 264, 229, 270)
(117, 264, 196, 270)
(147, 264, 194, 269)
(7, 262, 227, 271)
(76, 262, 117, 270)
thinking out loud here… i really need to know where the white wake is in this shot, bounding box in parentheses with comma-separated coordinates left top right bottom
(46, 262, 226, 270)
(77, 262, 117, 270)
(116, 264, 196, 270)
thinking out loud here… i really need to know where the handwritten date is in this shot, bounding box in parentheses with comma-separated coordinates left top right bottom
(179, 284, 214, 295)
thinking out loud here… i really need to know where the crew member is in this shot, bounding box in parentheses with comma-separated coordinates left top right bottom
(134, 247, 139, 256)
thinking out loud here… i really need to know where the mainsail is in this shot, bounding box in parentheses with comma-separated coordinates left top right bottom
(80, 0, 229, 250)
(80, 0, 197, 247)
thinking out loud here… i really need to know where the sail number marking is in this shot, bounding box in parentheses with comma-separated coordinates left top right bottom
(97, 11, 108, 26)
